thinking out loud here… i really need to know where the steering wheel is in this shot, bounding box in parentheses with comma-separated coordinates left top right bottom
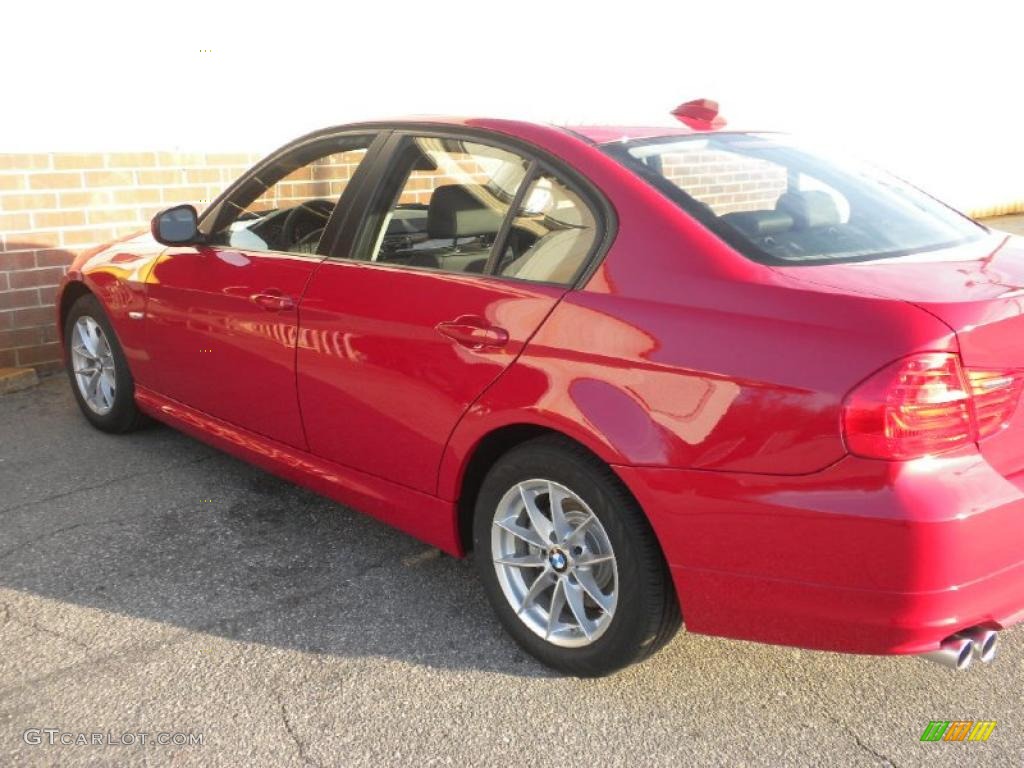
(279, 199, 335, 250)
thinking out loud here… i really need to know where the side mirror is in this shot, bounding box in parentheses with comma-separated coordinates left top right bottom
(151, 204, 199, 245)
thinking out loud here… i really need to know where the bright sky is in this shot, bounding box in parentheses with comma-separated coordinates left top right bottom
(3, 0, 1022, 212)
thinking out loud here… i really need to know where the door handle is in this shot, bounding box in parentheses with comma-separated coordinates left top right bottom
(436, 316, 509, 350)
(250, 291, 296, 311)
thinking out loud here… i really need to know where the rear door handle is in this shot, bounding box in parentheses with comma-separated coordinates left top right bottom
(250, 291, 296, 311)
(436, 316, 509, 350)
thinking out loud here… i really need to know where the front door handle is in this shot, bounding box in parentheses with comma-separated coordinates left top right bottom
(436, 316, 509, 350)
(250, 291, 296, 311)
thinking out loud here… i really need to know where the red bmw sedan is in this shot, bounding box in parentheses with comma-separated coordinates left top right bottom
(56, 101, 1024, 675)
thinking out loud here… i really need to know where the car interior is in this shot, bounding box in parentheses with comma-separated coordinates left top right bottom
(365, 139, 597, 283)
(718, 189, 862, 259)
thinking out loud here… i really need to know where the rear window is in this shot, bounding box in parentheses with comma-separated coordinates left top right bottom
(603, 133, 986, 265)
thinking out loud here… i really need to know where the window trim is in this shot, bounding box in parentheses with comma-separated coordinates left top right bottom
(324, 125, 616, 289)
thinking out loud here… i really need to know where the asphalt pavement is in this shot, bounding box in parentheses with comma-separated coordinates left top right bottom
(1, 377, 1022, 767)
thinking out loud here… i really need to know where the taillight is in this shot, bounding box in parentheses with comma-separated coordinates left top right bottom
(842, 352, 1024, 460)
(967, 368, 1024, 438)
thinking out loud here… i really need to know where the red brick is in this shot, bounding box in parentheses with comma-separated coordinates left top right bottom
(0, 310, 11, 330)
(0, 288, 40, 310)
(0, 272, 7, 291)
(11, 305, 55, 328)
(35, 249, 76, 268)
(17, 342, 61, 366)
(0, 252, 38, 269)
(0, 349, 16, 367)
(38, 285, 58, 305)
(9, 267, 65, 289)
(0, 327, 46, 349)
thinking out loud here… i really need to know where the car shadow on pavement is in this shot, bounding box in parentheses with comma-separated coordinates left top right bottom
(0, 379, 558, 678)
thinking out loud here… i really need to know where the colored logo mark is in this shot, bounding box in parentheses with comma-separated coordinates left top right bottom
(920, 721, 996, 742)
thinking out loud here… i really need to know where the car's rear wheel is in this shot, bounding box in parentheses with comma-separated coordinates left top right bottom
(64, 293, 147, 433)
(473, 436, 680, 676)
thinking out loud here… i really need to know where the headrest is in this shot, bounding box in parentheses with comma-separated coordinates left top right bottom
(775, 190, 840, 229)
(427, 185, 504, 239)
(721, 210, 794, 237)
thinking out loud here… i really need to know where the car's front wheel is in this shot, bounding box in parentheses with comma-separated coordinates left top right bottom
(473, 436, 680, 676)
(64, 293, 147, 433)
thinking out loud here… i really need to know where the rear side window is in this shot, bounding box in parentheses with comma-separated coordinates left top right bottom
(496, 173, 598, 284)
(605, 133, 986, 265)
(352, 134, 601, 285)
(359, 137, 528, 275)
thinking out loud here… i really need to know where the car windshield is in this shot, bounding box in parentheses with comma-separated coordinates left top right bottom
(603, 133, 987, 265)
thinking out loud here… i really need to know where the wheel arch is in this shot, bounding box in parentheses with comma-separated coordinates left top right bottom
(448, 419, 642, 557)
(58, 279, 95, 344)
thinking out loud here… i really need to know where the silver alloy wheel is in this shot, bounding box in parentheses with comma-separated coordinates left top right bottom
(491, 479, 618, 648)
(70, 316, 117, 415)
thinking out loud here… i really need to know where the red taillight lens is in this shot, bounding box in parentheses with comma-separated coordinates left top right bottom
(843, 353, 1024, 460)
(843, 353, 973, 459)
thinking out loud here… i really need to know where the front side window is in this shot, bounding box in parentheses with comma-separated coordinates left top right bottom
(354, 135, 600, 284)
(206, 134, 374, 255)
(605, 133, 986, 264)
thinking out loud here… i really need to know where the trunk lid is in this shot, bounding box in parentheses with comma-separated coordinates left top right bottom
(776, 231, 1024, 476)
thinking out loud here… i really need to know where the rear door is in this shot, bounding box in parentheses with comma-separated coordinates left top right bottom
(297, 130, 606, 492)
(144, 132, 381, 448)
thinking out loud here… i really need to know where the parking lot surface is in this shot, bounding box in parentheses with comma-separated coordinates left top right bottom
(1, 377, 1022, 767)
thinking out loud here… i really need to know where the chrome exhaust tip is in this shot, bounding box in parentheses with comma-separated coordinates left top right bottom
(921, 636, 973, 671)
(956, 628, 999, 664)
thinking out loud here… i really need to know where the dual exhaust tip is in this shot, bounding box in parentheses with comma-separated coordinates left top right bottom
(921, 628, 999, 671)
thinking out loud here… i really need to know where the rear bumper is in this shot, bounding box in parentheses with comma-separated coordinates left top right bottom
(616, 451, 1024, 655)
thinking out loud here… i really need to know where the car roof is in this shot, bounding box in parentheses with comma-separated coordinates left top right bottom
(559, 124, 698, 144)
(338, 116, 701, 146)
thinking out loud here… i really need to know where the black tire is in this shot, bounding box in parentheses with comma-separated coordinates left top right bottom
(473, 435, 680, 676)
(63, 293, 148, 433)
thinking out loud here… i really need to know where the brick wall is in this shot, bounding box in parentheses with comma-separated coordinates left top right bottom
(0, 152, 260, 371)
(661, 148, 788, 214)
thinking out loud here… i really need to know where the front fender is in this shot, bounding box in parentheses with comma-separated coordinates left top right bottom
(58, 233, 163, 387)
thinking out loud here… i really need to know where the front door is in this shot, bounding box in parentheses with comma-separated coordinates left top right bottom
(297, 132, 603, 492)
(144, 133, 379, 448)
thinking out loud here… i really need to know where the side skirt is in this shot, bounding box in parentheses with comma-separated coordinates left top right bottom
(135, 386, 463, 556)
